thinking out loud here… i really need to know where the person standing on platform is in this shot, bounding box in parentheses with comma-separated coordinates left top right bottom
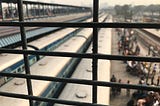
(151, 64, 157, 85)
(110, 75, 117, 96)
(157, 76, 160, 86)
(117, 79, 122, 95)
(126, 80, 131, 96)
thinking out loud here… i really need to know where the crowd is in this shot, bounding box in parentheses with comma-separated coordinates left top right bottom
(128, 77, 160, 106)
(110, 74, 160, 106)
(111, 28, 160, 106)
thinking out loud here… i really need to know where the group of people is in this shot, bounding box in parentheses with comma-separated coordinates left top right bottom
(117, 28, 138, 56)
(110, 75, 131, 97)
(116, 29, 159, 79)
(110, 74, 160, 106)
(127, 77, 160, 106)
(114, 28, 160, 106)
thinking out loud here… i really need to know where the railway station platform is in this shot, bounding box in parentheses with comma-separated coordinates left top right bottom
(110, 28, 160, 106)
(55, 25, 160, 106)
(110, 29, 140, 106)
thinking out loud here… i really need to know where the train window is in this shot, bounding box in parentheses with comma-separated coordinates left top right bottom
(62, 74, 65, 77)
(54, 82, 59, 88)
(22, 65, 25, 71)
(62, 71, 66, 76)
(29, 58, 34, 65)
(51, 89, 54, 94)
(34, 57, 36, 62)
(17, 67, 22, 73)
(32, 58, 35, 63)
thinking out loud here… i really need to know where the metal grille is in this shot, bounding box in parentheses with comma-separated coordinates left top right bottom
(0, 0, 160, 106)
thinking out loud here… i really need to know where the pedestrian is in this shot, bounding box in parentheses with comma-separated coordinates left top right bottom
(110, 74, 117, 82)
(118, 41, 121, 54)
(135, 44, 140, 55)
(157, 76, 160, 86)
(151, 75, 155, 85)
(117, 79, 122, 95)
(110, 75, 117, 96)
(152, 64, 157, 75)
(127, 80, 131, 96)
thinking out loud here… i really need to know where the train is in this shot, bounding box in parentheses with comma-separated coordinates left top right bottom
(55, 16, 111, 106)
(0, 27, 83, 86)
(0, 27, 93, 106)
(0, 11, 106, 87)
(0, 11, 107, 86)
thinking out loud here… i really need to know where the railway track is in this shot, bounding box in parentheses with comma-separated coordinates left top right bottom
(134, 29, 160, 56)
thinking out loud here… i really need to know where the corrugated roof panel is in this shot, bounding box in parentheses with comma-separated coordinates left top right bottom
(0, 40, 3, 47)
(7, 37, 14, 45)
(14, 35, 20, 41)
(10, 35, 16, 43)
(1, 38, 7, 47)
(16, 34, 21, 42)
(5, 37, 11, 45)
(4, 37, 11, 46)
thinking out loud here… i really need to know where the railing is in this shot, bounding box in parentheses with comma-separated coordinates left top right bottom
(0, 0, 160, 106)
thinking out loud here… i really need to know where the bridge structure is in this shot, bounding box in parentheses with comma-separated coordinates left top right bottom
(0, 0, 91, 21)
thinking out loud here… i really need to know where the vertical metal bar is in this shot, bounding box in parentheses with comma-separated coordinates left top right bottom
(0, 1, 3, 21)
(15, 3, 17, 18)
(11, 3, 13, 20)
(26, 4, 29, 18)
(17, 0, 33, 106)
(34, 4, 36, 17)
(42, 4, 45, 16)
(92, 0, 99, 104)
(38, 4, 40, 17)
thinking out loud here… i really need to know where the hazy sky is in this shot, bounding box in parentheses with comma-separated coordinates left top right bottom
(53, 0, 160, 6)
(31, 0, 160, 6)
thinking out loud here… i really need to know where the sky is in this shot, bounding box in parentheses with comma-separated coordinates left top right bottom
(53, 0, 160, 6)
(29, 0, 160, 7)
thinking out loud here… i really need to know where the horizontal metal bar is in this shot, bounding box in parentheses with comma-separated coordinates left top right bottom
(0, 48, 160, 62)
(1, 73, 160, 91)
(0, 91, 106, 106)
(0, 22, 159, 28)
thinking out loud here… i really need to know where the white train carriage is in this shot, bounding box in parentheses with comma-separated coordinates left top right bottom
(0, 28, 78, 86)
(0, 15, 93, 75)
(0, 16, 93, 87)
(55, 17, 112, 106)
(0, 28, 93, 106)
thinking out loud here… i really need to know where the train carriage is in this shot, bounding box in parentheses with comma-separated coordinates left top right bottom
(0, 27, 93, 106)
(0, 28, 79, 86)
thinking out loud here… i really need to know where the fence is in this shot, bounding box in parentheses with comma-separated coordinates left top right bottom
(0, 0, 160, 106)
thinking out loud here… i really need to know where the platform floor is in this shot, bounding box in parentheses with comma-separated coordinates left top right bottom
(110, 29, 160, 105)
(110, 29, 140, 106)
